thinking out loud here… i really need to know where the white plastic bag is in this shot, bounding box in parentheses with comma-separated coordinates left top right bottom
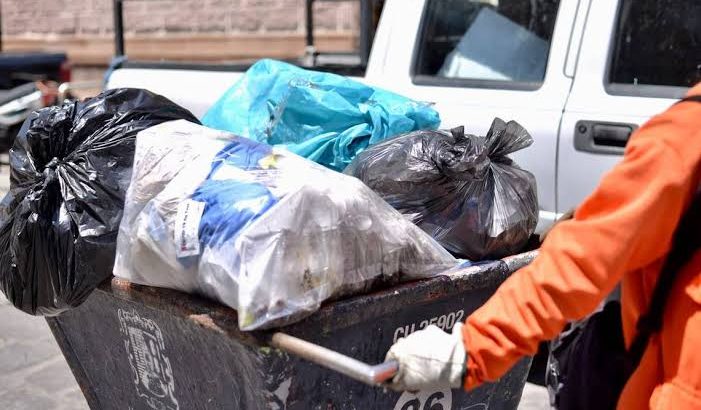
(114, 120, 456, 330)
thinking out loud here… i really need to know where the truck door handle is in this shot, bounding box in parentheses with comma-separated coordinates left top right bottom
(574, 120, 638, 155)
(592, 124, 632, 147)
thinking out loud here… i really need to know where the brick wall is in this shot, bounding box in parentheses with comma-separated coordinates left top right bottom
(1, 0, 358, 37)
(0, 0, 360, 74)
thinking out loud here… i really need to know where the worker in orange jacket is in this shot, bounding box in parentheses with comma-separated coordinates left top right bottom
(385, 83, 701, 409)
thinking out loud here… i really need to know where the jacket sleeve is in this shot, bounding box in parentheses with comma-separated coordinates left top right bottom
(462, 86, 701, 389)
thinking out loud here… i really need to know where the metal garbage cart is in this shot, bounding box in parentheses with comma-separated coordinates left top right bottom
(47, 251, 537, 410)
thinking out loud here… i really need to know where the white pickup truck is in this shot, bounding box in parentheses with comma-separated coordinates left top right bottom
(106, 0, 699, 230)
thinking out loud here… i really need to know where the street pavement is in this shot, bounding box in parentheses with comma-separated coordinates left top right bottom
(0, 293, 89, 410)
(0, 157, 550, 410)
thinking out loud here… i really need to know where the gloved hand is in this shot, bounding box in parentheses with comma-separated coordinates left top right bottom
(384, 323, 467, 391)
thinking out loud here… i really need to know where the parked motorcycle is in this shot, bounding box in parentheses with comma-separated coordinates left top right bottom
(0, 80, 62, 150)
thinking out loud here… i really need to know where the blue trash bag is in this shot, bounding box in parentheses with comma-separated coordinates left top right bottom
(202, 59, 440, 171)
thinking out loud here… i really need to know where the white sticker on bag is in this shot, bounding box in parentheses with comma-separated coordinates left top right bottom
(174, 199, 206, 258)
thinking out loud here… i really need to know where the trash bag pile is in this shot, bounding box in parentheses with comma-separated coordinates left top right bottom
(113, 120, 456, 330)
(0, 61, 540, 329)
(345, 119, 538, 260)
(202, 59, 441, 171)
(0, 88, 199, 315)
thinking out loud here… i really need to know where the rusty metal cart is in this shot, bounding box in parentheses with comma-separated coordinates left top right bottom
(47, 251, 537, 410)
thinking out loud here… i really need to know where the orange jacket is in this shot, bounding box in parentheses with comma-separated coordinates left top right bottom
(462, 84, 701, 409)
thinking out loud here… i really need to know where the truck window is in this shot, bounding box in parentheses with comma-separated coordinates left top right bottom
(608, 0, 700, 96)
(413, 0, 560, 89)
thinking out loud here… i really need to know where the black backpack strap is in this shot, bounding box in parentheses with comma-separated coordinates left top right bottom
(676, 95, 701, 104)
(626, 188, 701, 374)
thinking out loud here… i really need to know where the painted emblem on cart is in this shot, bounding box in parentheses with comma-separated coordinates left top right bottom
(118, 309, 179, 410)
(393, 388, 452, 410)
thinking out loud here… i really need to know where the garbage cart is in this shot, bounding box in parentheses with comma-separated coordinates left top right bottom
(47, 251, 537, 410)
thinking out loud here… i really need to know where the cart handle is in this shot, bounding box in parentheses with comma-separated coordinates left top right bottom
(270, 332, 399, 386)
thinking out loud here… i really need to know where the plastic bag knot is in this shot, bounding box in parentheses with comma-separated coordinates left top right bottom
(41, 157, 60, 182)
(45, 157, 60, 171)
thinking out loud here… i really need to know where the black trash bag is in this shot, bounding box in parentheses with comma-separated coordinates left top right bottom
(0, 88, 200, 315)
(345, 118, 538, 260)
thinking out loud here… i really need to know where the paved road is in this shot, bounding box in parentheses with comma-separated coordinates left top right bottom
(0, 294, 89, 410)
(0, 159, 550, 410)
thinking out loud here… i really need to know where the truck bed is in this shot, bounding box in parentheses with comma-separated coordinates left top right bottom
(107, 59, 366, 119)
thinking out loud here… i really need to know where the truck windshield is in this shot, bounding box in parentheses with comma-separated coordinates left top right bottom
(414, 0, 560, 86)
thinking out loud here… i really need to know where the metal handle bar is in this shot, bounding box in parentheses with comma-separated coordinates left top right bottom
(270, 332, 399, 386)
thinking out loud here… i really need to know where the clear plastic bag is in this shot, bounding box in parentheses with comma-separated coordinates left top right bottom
(345, 119, 538, 260)
(0, 88, 199, 315)
(114, 120, 456, 330)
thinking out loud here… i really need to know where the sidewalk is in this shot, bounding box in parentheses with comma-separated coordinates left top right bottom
(0, 155, 9, 193)
(0, 294, 89, 410)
